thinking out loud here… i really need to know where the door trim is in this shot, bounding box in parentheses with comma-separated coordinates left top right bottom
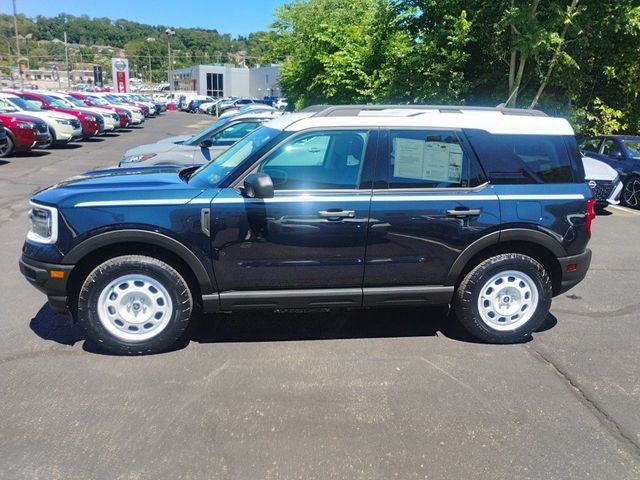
(202, 285, 454, 312)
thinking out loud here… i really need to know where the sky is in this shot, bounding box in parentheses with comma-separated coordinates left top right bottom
(2, 0, 289, 37)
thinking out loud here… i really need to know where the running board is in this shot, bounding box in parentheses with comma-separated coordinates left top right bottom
(202, 286, 454, 312)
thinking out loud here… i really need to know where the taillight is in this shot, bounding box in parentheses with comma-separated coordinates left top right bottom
(586, 198, 596, 237)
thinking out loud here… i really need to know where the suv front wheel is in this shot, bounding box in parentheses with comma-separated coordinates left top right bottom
(453, 253, 552, 343)
(77, 255, 193, 355)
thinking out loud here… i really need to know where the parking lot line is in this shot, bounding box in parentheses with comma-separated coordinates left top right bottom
(610, 205, 640, 216)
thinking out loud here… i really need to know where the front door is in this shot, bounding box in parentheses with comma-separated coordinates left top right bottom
(364, 128, 500, 298)
(209, 129, 377, 307)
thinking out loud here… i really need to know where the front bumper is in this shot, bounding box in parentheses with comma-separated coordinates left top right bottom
(556, 249, 592, 295)
(19, 255, 74, 313)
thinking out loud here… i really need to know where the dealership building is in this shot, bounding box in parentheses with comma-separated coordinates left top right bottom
(171, 64, 281, 98)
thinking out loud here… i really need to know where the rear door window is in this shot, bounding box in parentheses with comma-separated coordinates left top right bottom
(581, 138, 601, 153)
(384, 130, 471, 189)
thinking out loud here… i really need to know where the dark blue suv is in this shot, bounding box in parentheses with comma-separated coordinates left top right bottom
(19, 105, 595, 354)
(580, 135, 640, 208)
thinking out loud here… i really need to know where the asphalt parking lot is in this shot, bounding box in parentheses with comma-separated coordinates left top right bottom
(1, 113, 639, 480)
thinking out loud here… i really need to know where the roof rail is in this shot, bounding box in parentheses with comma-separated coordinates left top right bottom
(301, 104, 548, 117)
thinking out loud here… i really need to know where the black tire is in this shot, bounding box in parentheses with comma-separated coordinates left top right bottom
(0, 134, 14, 158)
(41, 128, 55, 148)
(453, 253, 552, 344)
(77, 255, 193, 355)
(621, 176, 640, 209)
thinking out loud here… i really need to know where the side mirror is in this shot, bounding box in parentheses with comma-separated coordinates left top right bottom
(199, 139, 213, 148)
(242, 173, 274, 199)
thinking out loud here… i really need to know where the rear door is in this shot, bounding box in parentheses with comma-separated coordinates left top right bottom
(363, 128, 500, 303)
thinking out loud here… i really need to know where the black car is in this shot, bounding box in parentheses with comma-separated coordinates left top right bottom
(580, 135, 640, 208)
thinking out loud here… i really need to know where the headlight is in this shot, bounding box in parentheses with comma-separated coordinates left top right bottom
(55, 119, 73, 125)
(16, 121, 35, 129)
(85, 115, 97, 122)
(120, 153, 157, 164)
(27, 202, 58, 244)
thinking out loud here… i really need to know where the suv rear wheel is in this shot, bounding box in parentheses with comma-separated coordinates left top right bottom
(77, 255, 193, 355)
(453, 253, 552, 343)
(622, 176, 640, 208)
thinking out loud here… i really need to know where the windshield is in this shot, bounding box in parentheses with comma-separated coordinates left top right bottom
(43, 95, 71, 108)
(0, 97, 20, 112)
(185, 117, 233, 145)
(623, 140, 640, 158)
(189, 127, 283, 188)
(88, 96, 109, 106)
(6, 96, 40, 112)
(105, 95, 124, 104)
(63, 96, 88, 108)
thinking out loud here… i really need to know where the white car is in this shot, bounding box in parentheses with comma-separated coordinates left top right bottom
(582, 155, 623, 206)
(45, 92, 120, 132)
(0, 92, 82, 145)
(84, 93, 145, 125)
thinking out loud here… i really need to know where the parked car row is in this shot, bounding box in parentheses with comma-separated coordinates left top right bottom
(176, 95, 287, 115)
(0, 90, 165, 158)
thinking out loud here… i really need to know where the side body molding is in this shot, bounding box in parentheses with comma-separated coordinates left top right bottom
(62, 229, 215, 293)
(445, 228, 567, 285)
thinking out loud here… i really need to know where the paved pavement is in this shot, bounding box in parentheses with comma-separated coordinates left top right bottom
(1, 113, 639, 479)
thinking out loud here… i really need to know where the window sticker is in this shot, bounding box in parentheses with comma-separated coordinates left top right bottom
(393, 137, 463, 183)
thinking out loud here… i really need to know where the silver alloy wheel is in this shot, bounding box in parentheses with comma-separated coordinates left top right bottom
(477, 270, 539, 331)
(96, 274, 173, 342)
(0, 138, 9, 157)
(623, 178, 640, 207)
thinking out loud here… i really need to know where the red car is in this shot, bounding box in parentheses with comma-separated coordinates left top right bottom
(0, 112, 51, 157)
(12, 91, 102, 138)
(68, 92, 131, 128)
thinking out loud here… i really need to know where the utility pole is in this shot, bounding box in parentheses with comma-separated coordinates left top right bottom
(12, 0, 23, 90)
(64, 32, 70, 88)
(165, 29, 175, 90)
(146, 37, 155, 84)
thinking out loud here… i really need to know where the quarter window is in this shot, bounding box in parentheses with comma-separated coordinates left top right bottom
(466, 131, 576, 184)
(260, 130, 368, 190)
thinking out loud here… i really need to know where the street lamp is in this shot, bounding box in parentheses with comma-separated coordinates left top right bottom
(146, 37, 155, 84)
(165, 28, 175, 90)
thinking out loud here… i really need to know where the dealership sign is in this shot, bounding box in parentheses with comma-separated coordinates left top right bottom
(111, 58, 129, 93)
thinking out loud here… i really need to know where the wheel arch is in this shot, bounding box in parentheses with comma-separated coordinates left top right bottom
(63, 230, 214, 315)
(446, 229, 565, 295)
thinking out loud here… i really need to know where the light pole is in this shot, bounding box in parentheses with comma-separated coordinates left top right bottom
(146, 37, 155, 84)
(165, 28, 175, 90)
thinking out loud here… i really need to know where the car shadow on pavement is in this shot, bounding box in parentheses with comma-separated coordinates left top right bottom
(29, 303, 558, 355)
(52, 143, 83, 150)
(29, 305, 83, 346)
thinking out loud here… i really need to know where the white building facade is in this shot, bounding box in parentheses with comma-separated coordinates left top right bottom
(172, 65, 281, 99)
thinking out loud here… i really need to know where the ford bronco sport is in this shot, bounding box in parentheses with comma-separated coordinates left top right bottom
(19, 105, 594, 354)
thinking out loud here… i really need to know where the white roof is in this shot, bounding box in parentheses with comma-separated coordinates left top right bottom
(264, 108, 573, 136)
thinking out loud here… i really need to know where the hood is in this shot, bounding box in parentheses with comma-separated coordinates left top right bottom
(582, 156, 618, 181)
(0, 112, 44, 124)
(157, 134, 191, 144)
(123, 141, 200, 158)
(32, 165, 204, 209)
(18, 110, 77, 122)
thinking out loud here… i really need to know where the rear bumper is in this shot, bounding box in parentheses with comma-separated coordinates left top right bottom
(19, 256, 73, 313)
(556, 249, 592, 295)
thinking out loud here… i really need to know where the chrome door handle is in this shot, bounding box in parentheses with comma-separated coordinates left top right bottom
(446, 208, 482, 217)
(318, 210, 355, 218)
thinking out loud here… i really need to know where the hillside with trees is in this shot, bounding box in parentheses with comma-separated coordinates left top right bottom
(2, 1, 639, 135)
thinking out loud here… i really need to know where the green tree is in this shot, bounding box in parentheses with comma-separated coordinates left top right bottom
(271, 0, 411, 108)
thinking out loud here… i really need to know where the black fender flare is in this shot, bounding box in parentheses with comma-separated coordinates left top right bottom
(62, 229, 215, 293)
(445, 228, 567, 285)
